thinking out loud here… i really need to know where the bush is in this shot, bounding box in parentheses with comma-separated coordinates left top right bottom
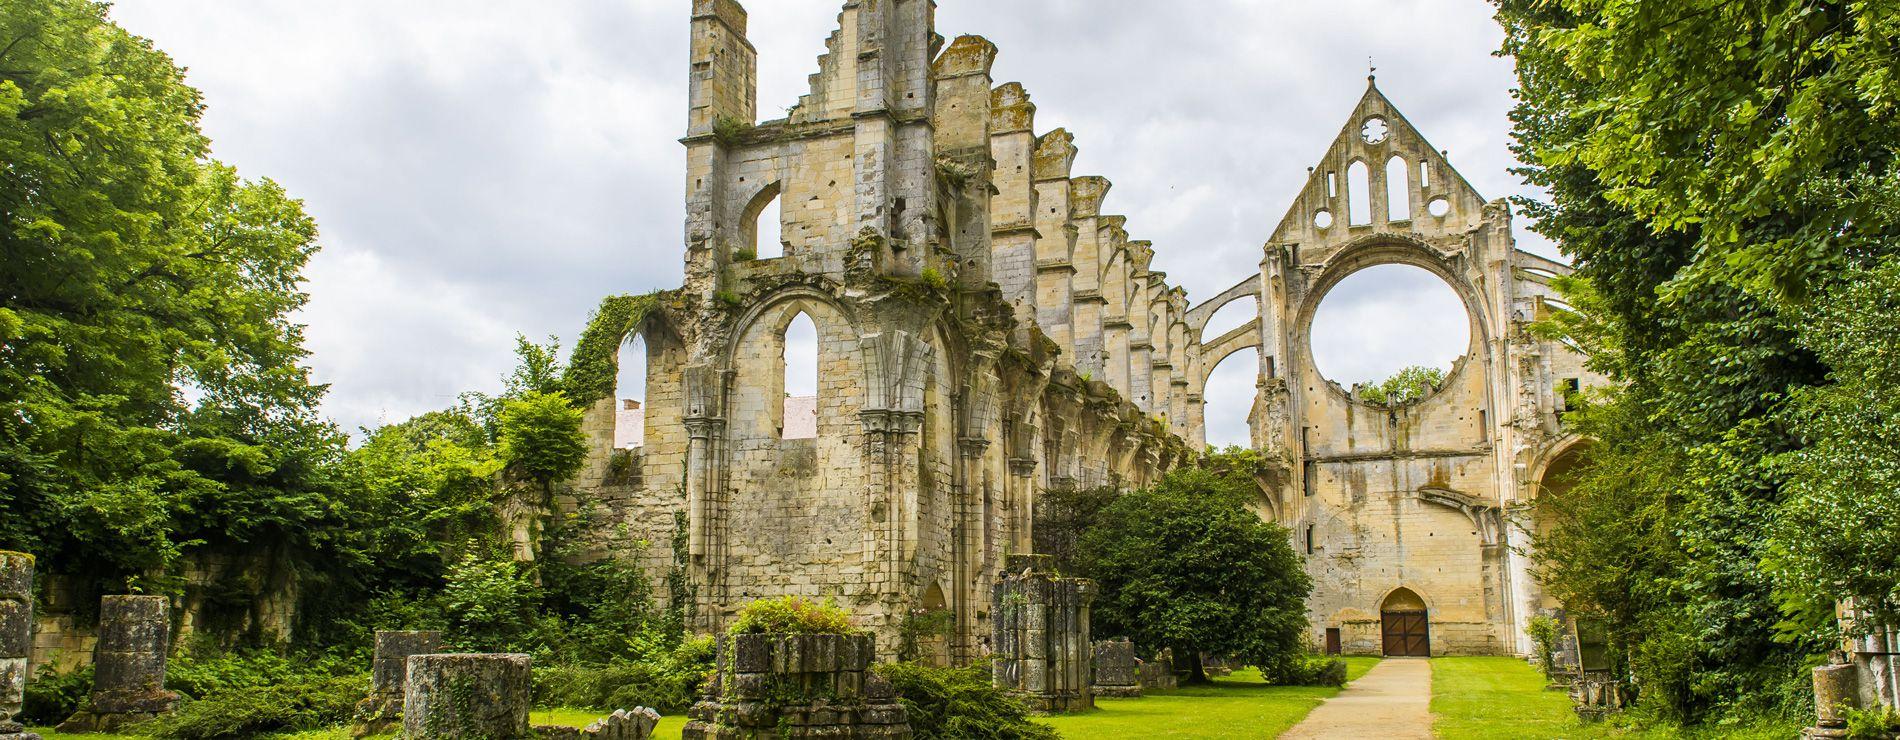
(21, 664, 90, 726)
(533, 636, 714, 713)
(873, 662, 1056, 740)
(1266, 655, 1347, 687)
(728, 596, 854, 635)
(1527, 615, 1563, 677)
(143, 674, 364, 740)
(166, 646, 357, 700)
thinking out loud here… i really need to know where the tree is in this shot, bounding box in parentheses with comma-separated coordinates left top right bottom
(1356, 365, 1445, 405)
(1075, 464, 1310, 683)
(0, 0, 338, 602)
(497, 391, 587, 495)
(1496, 0, 1895, 724)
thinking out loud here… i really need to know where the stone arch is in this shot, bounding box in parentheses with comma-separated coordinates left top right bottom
(1185, 275, 1261, 338)
(738, 181, 784, 258)
(724, 290, 860, 442)
(1379, 586, 1432, 657)
(1294, 236, 1491, 409)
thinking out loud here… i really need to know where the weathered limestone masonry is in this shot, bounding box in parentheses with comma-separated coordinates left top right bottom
(561, 1, 1600, 662)
(1200, 79, 1610, 657)
(992, 555, 1093, 712)
(0, 553, 36, 740)
(57, 596, 177, 733)
(352, 630, 444, 736)
(565, 0, 1190, 662)
(402, 653, 533, 739)
(683, 633, 910, 739)
(1090, 639, 1141, 698)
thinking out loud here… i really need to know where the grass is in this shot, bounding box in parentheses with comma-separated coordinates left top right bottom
(1430, 657, 1804, 740)
(1037, 658, 1381, 739)
(532, 707, 687, 739)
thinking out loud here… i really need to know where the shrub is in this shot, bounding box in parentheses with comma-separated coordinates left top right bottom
(1846, 706, 1900, 740)
(728, 596, 854, 635)
(1527, 615, 1563, 677)
(143, 674, 364, 740)
(166, 646, 357, 700)
(21, 664, 90, 726)
(873, 662, 1056, 740)
(533, 636, 714, 713)
(1266, 655, 1347, 687)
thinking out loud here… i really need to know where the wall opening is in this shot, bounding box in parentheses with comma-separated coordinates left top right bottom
(1203, 349, 1259, 449)
(1201, 299, 1255, 343)
(1347, 161, 1371, 226)
(614, 334, 648, 449)
(1386, 156, 1411, 222)
(1381, 587, 1431, 657)
(782, 311, 818, 439)
(1310, 264, 1470, 402)
(742, 184, 784, 260)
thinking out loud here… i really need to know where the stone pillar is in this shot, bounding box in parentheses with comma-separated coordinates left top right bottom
(1091, 640, 1141, 698)
(58, 595, 176, 733)
(991, 554, 1095, 712)
(402, 653, 532, 739)
(682, 633, 910, 739)
(1806, 663, 1859, 739)
(1138, 648, 1177, 691)
(0, 553, 36, 740)
(351, 630, 443, 736)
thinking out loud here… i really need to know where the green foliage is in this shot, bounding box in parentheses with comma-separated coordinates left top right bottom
(1768, 259, 1900, 629)
(561, 294, 661, 406)
(873, 662, 1058, 740)
(1844, 705, 1900, 740)
(1496, 0, 1894, 724)
(714, 290, 743, 308)
(920, 266, 949, 290)
(1527, 615, 1563, 677)
(441, 553, 549, 653)
(1074, 459, 1312, 683)
(711, 116, 751, 145)
(897, 608, 957, 662)
(497, 391, 587, 494)
(1030, 484, 1120, 575)
(144, 674, 364, 740)
(21, 664, 91, 726)
(728, 596, 855, 635)
(1356, 365, 1445, 405)
(733, 245, 758, 262)
(1273, 656, 1347, 688)
(532, 636, 714, 713)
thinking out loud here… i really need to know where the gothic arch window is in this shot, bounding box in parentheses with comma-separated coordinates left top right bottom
(781, 311, 818, 439)
(1386, 156, 1411, 222)
(741, 182, 784, 260)
(613, 334, 649, 449)
(1347, 160, 1372, 226)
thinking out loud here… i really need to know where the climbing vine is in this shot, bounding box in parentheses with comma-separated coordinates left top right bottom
(561, 293, 664, 406)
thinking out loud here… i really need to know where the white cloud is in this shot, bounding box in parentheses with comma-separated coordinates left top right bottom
(108, 1, 1553, 438)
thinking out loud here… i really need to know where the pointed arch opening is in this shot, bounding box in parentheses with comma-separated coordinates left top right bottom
(614, 334, 648, 449)
(782, 311, 818, 439)
(1380, 587, 1431, 657)
(1347, 160, 1372, 226)
(1386, 156, 1411, 222)
(1203, 349, 1260, 449)
(741, 182, 784, 260)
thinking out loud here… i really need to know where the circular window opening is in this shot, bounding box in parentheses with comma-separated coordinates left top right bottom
(1311, 264, 1470, 405)
(1427, 197, 1451, 218)
(1361, 117, 1390, 145)
(1313, 209, 1334, 229)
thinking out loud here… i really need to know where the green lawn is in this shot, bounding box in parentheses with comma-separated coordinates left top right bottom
(531, 708, 687, 739)
(1037, 658, 1381, 739)
(1429, 657, 1803, 740)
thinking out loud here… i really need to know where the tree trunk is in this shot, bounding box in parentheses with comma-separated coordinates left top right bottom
(1184, 650, 1209, 684)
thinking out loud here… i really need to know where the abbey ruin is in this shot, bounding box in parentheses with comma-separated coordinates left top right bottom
(568, 0, 1603, 662)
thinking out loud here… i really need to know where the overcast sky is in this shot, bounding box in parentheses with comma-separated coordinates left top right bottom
(110, 0, 1552, 447)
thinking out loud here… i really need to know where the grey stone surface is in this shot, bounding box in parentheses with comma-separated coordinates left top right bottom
(352, 630, 445, 736)
(58, 595, 175, 733)
(401, 653, 532, 739)
(682, 633, 909, 739)
(1091, 640, 1140, 697)
(993, 555, 1095, 712)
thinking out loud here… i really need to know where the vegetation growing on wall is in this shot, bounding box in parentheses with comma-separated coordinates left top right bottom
(561, 293, 663, 406)
(1356, 365, 1445, 405)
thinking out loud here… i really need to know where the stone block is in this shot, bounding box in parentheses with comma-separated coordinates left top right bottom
(402, 653, 532, 739)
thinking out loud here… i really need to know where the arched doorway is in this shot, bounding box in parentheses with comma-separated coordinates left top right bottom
(1381, 587, 1431, 657)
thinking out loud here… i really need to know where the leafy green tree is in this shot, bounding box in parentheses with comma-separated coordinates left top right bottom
(1357, 365, 1445, 405)
(1076, 464, 1310, 683)
(0, 0, 340, 603)
(1497, 0, 1895, 723)
(497, 390, 587, 495)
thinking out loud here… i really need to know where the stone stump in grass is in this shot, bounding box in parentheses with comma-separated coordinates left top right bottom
(534, 707, 662, 740)
(681, 632, 910, 739)
(0, 553, 37, 740)
(57, 595, 177, 733)
(350, 630, 443, 737)
(1090, 639, 1141, 698)
(401, 653, 532, 739)
(992, 554, 1095, 712)
(1138, 648, 1177, 691)
(1804, 662, 1859, 739)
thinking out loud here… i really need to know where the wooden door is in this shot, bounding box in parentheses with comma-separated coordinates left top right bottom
(1382, 610, 1431, 656)
(1325, 628, 1342, 655)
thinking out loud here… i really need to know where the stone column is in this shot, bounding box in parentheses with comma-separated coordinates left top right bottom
(991, 554, 1095, 712)
(402, 653, 532, 739)
(58, 595, 177, 733)
(0, 553, 36, 740)
(1806, 663, 1859, 739)
(1091, 639, 1141, 698)
(351, 630, 443, 735)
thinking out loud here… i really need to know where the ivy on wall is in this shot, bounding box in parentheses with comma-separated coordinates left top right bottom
(561, 293, 664, 406)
